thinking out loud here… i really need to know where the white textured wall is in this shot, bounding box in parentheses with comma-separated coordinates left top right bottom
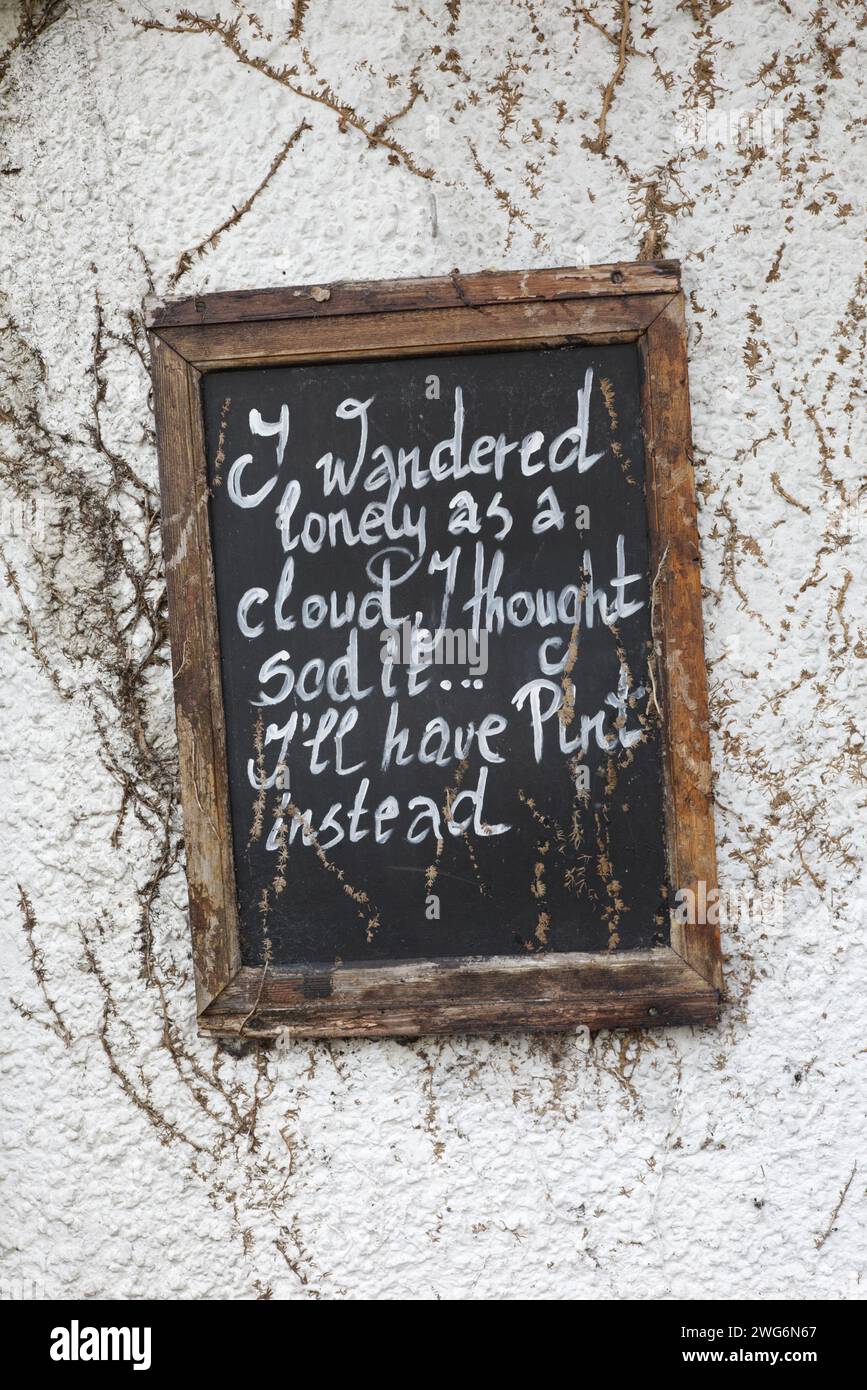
(1, 0, 865, 1301)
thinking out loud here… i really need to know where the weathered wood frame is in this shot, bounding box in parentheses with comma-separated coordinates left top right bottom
(147, 260, 721, 1039)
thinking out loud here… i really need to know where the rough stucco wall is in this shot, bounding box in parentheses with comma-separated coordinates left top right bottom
(1, 0, 865, 1301)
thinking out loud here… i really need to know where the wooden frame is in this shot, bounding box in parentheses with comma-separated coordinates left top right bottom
(147, 260, 721, 1039)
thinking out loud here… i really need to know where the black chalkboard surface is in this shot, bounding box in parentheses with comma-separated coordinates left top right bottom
(202, 343, 669, 968)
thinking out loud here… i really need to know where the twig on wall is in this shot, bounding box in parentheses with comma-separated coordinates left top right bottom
(582, 0, 631, 156)
(133, 11, 433, 180)
(168, 119, 311, 292)
(0, 0, 69, 88)
(815, 1164, 857, 1250)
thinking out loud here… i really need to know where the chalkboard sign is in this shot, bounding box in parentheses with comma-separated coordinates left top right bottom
(149, 262, 721, 1037)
